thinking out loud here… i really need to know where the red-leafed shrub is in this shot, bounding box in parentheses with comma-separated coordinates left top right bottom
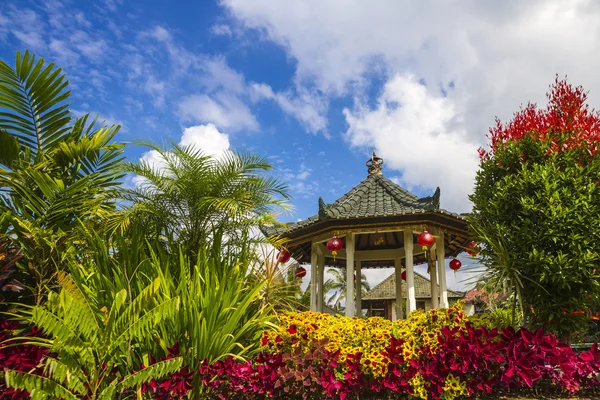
(140, 342, 194, 399)
(471, 78, 600, 338)
(480, 77, 600, 160)
(0, 320, 47, 400)
(197, 308, 600, 400)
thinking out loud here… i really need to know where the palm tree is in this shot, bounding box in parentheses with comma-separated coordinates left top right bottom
(325, 267, 370, 311)
(121, 142, 291, 262)
(0, 51, 125, 304)
(246, 248, 305, 313)
(466, 221, 543, 327)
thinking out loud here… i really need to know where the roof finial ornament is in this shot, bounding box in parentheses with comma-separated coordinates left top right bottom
(366, 150, 384, 175)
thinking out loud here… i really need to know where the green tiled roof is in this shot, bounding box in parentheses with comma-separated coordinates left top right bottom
(324, 174, 440, 218)
(362, 271, 464, 301)
(263, 172, 458, 237)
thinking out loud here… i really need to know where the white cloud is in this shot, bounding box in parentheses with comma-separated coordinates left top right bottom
(295, 163, 311, 181)
(7, 7, 46, 50)
(210, 24, 233, 36)
(178, 93, 259, 132)
(102, 0, 124, 13)
(49, 39, 80, 65)
(140, 24, 327, 133)
(344, 75, 479, 212)
(147, 25, 172, 43)
(200, 58, 247, 95)
(0, 12, 7, 40)
(180, 124, 230, 156)
(70, 30, 108, 61)
(221, 0, 600, 210)
(74, 12, 92, 28)
(279, 166, 318, 198)
(135, 124, 231, 185)
(251, 83, 327, 134)
(143, 75, 167, 107)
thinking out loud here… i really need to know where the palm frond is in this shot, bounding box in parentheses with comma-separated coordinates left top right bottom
(0, 128, 20, 168)
(0, 51, 72, 160)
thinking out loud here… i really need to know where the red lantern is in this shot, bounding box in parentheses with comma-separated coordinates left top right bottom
(327, 236, 343, 261)
(353, 274, 356, 281)
(417, 231, 435, 257)
(401, 270, 406, 281)
(417, 231, 435, 249)
(466, 241, 480, 256)
(449, 259, 462, 271)
(277, 250, 291, 263)
(295, 266, 306, 278)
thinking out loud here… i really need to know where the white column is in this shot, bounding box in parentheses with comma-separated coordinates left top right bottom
(394, 257, 403, 320)
(355, 257, 362, 317)
(317, 250, 325, 312)
(430, 247, 439, 309)
(403, 230, 416, 314)
(310, 242, 318, 311)
(345, 233, 355, 317)
(436, 231, 449, 308)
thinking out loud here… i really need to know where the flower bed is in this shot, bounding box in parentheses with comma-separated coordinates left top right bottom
(3, 305, 599, 399)
(199, 304, 600, 399)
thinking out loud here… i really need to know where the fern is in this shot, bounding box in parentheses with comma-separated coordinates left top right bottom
(108, 297, 180, 356)
(5, 275, 182, 399)
(42, 358, 87, 393)
(4, 370, 79, 400)
(56, 272, 100, 345)
(108, 277, 160, 342)
(117, 357, 183, 389)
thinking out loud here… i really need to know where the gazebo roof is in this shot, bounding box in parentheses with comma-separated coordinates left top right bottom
(262, 152, 470, 263)
(264, 166, 464, 237)
(362, 271, 464, 301)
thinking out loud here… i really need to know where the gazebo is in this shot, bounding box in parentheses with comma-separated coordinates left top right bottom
(263, 152, 470, 319)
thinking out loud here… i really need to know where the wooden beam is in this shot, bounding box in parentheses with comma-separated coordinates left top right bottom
(322, 247, 427, 261)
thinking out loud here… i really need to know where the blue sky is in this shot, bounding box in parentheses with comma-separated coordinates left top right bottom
(0, 0, 383, 221)
(3, 0, 600, 291)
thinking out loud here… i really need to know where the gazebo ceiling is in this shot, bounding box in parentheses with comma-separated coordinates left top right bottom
(262, 152, 470, 265)
(290, 230, 466, 267)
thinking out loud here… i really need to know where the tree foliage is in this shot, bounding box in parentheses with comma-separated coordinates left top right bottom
(121, 142, 290, 260)
(470, 78, 600, 339)
(0, 51, 124, 305)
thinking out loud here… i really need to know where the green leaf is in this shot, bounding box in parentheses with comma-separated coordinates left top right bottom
(4, 369, 79, 400)
(119, 357, 183, 390)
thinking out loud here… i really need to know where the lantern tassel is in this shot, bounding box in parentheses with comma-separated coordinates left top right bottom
(332, 250, 337, 262)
